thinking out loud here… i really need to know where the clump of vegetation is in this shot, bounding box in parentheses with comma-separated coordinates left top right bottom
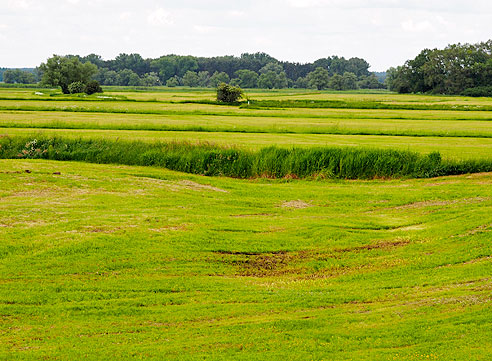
(68, 81, 86, 94)
(216, 83, 243, 103)
(84, 80, 103, 95)
(2, 136, 491, 179)
(462, 86, 492, 97)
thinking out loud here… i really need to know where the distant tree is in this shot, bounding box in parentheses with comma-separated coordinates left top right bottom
(103, 70, 120, 86)
(216, 83, 243, 103)
(358, 74, 383, 89)
(182, 71, 199, 87)
(39, 55, 97, 94)
(306, 67, 330, 90)
(258, 62, 288, 89)
(342, 72, 358, 90)
(141, 72, 161, 87)
(329, 73, 344, 90)
(294, 76, 308, 89)
(110, 53, 150, 75)
(3, 69, 37, 84)
(259, 62, 283, 75)
(257, 71, 276, 89)
(234, 69, 258, 88)
(209, 71, 230, 87)
(80, 54, 106, 68)
(197, 71, 210, 87)
(166, 76, 180, 87)
(118, 69, 139, 86)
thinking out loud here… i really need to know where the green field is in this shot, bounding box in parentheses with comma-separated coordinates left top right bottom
(1, 88, 492, 360)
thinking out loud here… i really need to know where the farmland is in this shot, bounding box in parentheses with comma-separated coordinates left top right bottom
(1, 87, 492, 360)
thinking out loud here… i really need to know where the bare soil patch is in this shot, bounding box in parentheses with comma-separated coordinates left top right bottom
(180, 180, 228, 193)
(281, 200, 312, 209)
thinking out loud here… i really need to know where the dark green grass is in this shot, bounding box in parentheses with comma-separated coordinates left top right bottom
(2, 136, 492, 179)
(244, 99, 492, 111)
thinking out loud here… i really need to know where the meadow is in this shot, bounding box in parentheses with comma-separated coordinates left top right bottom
(0, 87, 491, 360)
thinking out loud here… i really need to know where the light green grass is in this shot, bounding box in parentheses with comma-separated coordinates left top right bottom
(1, 159, 491, 360)
(2, 110, 492, 139)
(3, 127, 492, 161)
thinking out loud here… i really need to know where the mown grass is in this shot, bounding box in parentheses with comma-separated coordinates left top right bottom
(1, 159, 491, 360)
(3, 110, 492, 139)
(244, 99, 492, 111)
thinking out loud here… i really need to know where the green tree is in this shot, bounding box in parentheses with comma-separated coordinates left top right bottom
(118, 69, 139, 86)
(103, 70, 120, 86)
(39, 55, 98, 94)
(342, 72, 358, 90)
(306, 67, 330, 90)
(329, 74, 344, 90)
(166, 76, 180, 87)
(197, 71, 210, 87)
(141, 72, 161, 87)
(182, 71, 199, 87)
(209, 71, 230, 87)
(294, 76, 308, 89)
(258, 63, 288, 89)
(234, 69, 258, 88)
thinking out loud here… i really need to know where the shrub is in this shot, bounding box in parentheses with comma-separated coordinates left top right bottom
(216, 83, 243, 103)
(462, 86, 492, 97)
(85, 80, 103, 95)
(166, 76, 180, 87)
(68, 81, 85, 94)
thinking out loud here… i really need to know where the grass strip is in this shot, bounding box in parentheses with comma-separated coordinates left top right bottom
(2, 135, 491, 179)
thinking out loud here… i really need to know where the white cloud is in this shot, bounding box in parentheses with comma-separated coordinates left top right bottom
(147, 8, 173, 26)
(401, 19, 434, 33)
(119, 12, 132, 21)
(193, 25, 220, 34)
(7, 0, 31, 9)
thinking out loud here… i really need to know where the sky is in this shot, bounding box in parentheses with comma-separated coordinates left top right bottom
(2, 0, 492, 71)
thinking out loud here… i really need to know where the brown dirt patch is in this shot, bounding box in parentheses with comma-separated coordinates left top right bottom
(281, 200, 312, 209)
(231, 213, 274, 218)
(180, 180, 228, 193)
(394, 197, 488, 210)
(334, 239, 410, 253)
(150, 224, 188, 232)
(216, 251, 299, 277)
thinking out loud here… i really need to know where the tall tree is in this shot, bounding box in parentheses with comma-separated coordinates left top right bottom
(39, 55, 97, 94)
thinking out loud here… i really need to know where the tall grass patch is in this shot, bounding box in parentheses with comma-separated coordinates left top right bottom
(1, 136, 491, 179)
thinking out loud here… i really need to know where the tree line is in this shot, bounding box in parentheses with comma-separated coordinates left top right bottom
(2, 52, 385, 90)
(386, 40, 492, 96)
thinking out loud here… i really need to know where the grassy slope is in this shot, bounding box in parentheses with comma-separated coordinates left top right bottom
(1, 159, 491, 360)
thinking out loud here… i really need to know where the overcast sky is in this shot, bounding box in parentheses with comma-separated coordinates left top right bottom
(2, 0, 492, 71)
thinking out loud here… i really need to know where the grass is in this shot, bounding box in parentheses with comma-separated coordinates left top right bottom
(1, 87, 492, 359)
(3, 128, 492, 161)
(1, 159, 491, 360)
(0, 136, 454, 179)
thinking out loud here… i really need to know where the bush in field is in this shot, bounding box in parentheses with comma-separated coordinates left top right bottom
(216, 83, 243, 103)
(85, 80, 103, 95)
(68, 81, 85, 94)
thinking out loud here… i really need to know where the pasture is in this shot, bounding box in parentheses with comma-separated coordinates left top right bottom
(1, 87, 491, 360)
